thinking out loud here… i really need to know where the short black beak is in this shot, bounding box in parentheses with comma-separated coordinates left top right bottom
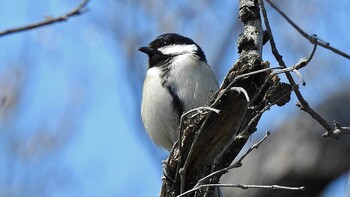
(137, 46, 156, 56)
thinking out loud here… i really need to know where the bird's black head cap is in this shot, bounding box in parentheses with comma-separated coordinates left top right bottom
(138, 33, 207, 68)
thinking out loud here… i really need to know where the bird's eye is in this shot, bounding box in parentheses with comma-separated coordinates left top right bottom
(163, 41, 167, 45)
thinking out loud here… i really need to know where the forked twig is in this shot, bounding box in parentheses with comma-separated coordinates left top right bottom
(259, 0, 337, 137)
(265, 0, 350, 60)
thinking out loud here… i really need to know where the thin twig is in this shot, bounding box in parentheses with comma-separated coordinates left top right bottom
(265, 0, 350, 60)
(177, 183, 305, 197)
(323, 121, 350, 137)
(237, 67, 281, 78)
(240, 86, 295, 138)
(0, 0, 90, 37)
(259, 0, 335, 136)
(213, 59, 305, 110)
(272, 58, 308, 85)
(304, 40, 318, 67)
(195, 131, 270, 187)
(210, 66, 281, 109)
(230, 87, 250, 103)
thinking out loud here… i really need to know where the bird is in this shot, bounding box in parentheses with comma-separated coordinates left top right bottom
(138, 33, 222, 197)
(138, 33, 219, 151)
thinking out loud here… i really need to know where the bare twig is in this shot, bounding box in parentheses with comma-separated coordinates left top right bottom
(230, 87, 250, 103)
(177, 183, 305, 197)
(303, 40, 318, 67)
(259, 0, 336, 137)
(287, 41, 317, 85)
(236, 67, 281, 78)
(0, 0, 90, 37)
(195, 131, 270, 188)
(218, 54, 309, 109)
(241, 86, 294, 137)
(272, 58, 308, 85)
(323, 121, 350, 137)
(265, 0, 350, 60)
(210, 66, 283, 109)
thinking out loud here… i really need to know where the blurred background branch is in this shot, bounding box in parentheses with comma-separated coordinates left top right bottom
(0, 0, 89, 37)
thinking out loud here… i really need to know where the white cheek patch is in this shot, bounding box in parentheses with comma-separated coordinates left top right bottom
(158, 44, 198, 55)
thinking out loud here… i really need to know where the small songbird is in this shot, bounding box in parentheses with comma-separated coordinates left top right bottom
(138, 33, 219, 151)
(139, 33, 222, 197)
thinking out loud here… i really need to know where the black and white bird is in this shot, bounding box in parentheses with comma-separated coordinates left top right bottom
(138, 33, 219, 151)
(139, 33, 221, 197)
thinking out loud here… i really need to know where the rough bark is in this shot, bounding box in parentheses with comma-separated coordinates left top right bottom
(160, 0, 291, 196)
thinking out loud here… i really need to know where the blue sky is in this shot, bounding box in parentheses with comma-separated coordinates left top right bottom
(0, 0, 349, 197)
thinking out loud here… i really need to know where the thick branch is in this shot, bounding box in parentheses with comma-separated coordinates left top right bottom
(160, 0, 291, 197)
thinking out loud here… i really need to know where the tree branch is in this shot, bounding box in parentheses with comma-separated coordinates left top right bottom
(177, 183, 305, 197)
(160, 1, 350, 196)
(325, 121, 350, 137)
(0, 0, 90, 37)
(160, 0, 292, 196)
(265, 0, 350, 60)
(259, 0, 337, 136)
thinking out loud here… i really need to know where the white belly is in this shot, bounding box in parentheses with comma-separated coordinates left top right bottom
(141, 67, 179, 150)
